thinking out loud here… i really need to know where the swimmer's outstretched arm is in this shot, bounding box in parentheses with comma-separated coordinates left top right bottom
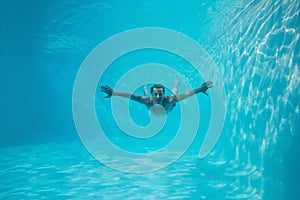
(100, 85, 148, 104)
(173, 81, 214, 102)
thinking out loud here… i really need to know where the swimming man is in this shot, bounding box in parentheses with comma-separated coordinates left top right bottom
(100, 80, 213, 115)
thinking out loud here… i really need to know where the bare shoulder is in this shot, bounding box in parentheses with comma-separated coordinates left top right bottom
(131, 95, 151, 105)
(163, 96, 177, 113)
(141, 96, 151, 104)
(165, 96, 178, 103)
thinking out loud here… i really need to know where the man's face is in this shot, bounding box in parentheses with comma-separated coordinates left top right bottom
(152, 88, 164, 103)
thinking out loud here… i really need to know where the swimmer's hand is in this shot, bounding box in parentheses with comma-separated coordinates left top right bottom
(100, 85, 113, 98)
(199, 81, 214, 96)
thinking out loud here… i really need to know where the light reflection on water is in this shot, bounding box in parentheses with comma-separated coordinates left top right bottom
(208, 0, 299, 199)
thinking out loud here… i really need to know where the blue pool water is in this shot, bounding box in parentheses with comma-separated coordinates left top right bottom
(1, 0, 300, 199)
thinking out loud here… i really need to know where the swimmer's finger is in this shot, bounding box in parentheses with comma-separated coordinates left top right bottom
(206, 81, 214, 88)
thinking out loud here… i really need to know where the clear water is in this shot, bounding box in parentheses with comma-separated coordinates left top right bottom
(1, 0, 299, 199)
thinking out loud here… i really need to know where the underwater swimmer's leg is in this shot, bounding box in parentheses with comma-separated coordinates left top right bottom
(143, 84, 149, 97)
(172, 80, 180, 95)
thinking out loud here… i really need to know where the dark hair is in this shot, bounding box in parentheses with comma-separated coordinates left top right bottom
(150, 84, 165, 94)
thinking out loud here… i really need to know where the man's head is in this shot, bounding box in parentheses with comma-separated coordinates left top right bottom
(150, 84, 165, 104)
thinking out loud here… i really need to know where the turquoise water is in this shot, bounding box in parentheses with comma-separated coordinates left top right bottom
(1, 0, 300, 199)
